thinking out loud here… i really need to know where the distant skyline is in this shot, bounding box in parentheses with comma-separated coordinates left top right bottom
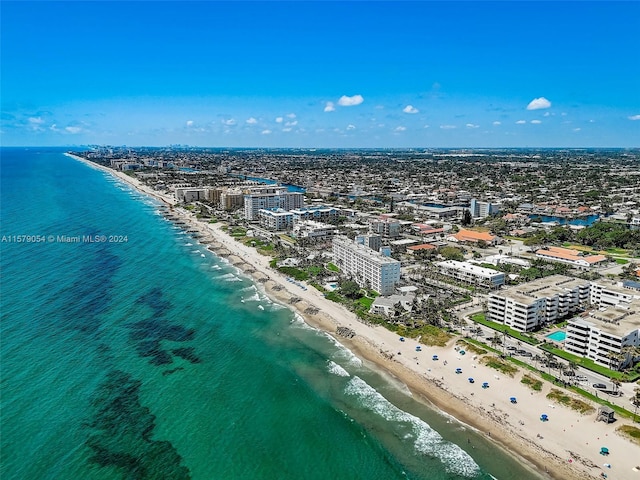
(2, 1, 639, 148)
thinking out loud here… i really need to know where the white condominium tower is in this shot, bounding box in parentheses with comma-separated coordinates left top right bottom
(332, 236, 401, 295)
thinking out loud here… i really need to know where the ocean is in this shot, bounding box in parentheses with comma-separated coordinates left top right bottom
(0, 148, 540, 480)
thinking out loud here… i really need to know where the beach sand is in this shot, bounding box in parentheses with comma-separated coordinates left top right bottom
(68, 153, 640, 480)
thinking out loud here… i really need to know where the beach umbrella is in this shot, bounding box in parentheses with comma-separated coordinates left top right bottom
(600, 447, 609, 455)
(455, 367, 462, 374)
(432, 355, 439, 360)
(510, 397, 517, 403)
(540, 414, 549, 421)
(460, 350, 466, 355)
(468, 377, 474, 383)
(482, 382, 489, 389)
(400, 337, 405, 342)
(415, 346, 422, 351)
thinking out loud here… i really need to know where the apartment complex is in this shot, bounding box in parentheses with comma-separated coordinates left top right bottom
(257, 209, 293, 231)
(487, 275, 590, 332)
(355, 234, 382, 252)
(243, 186, 304, 221)
(332, 236, 401, 295)
(290, 206, 339, 223)
(565, 282, 640, 368)
(292, 221, 338, 240)
(436, 260, 505, 289)
(370, 218, 401, 238)
(469, 199, 501, 219)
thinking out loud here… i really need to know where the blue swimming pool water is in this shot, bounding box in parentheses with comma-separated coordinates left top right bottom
(546, 331, 566, 341)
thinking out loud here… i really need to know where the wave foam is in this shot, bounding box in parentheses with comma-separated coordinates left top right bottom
(344, 376, 480, 478)
(218, 273, 242, 282)
(327, 361, 350, 377)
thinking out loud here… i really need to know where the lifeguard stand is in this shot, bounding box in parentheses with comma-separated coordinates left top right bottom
(596, 406, 615, 424)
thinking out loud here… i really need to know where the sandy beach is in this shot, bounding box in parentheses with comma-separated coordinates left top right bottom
(68, 153, 640, 480)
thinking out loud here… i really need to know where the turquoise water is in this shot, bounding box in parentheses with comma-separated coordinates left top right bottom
(546, 331, 567, 342)
(0, 148, 541, 480)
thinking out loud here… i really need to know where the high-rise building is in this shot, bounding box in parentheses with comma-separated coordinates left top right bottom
(332, 236, 401, 295)
(243, 186, 304, 221)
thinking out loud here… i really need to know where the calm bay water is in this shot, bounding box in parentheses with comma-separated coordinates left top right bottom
(0, 148, 540, 480)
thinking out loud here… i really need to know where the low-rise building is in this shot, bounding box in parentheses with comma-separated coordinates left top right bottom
(291, 206, 339, 223)
(436, 260, 505, 289)
(447, 229, 497, 245)
(292, 220, 337, 240)
(535, 246, 607, 270)
(371, 218, 401, 238)
(369, 293, 415, 316)
(258, 209, 293, 231)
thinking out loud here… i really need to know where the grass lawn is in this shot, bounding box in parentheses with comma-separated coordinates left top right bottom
(277, 266, 309, 281)
(417, 325, 452, 347)
(546, 389, 595, 414)
(305, 266, 323, 276)
(480, 356, 519, 377)
(539, 343, 640, 381)
(327, 262, 340, 272)
(615, 258, 629, 265)
(471, 313, 540, 345)
(357, 296, 374, 309)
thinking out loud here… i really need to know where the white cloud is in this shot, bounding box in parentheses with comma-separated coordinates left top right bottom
(492, 121, 502, 126)
(186, 120, 194, 127)
(403, 105, 419, 114)
(337, 94, 364, 107)
(246, 117, 258, 124)
(285, 120, 298, 127)
(222, 118, 236, 126)
(275, 117, 283, 123)
(466, 123, 479, 129)
(394, 126, 406, 132)
(530, 120, 542, 124)
(515, 120, 526, 124)
(286, 113, 296, 119)
(65, 126, 82, 134)
(282, 128, 292, 132)
(628, 114, 640, 121)
(423, 124, 430, 129)
(324, 102, 335, 112)
(346, 124, 356, 130)
(573, 128, 581, 132)
(261, 129, 272, 135)
(440, 125, 456, 130)
(526, 97, 552, 110)
(29, 117, 44, 124)
(543, 112, 551, 117)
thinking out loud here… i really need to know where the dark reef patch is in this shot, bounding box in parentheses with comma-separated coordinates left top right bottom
(171, 347, 201, 364)
(129, 288, 199, 366)
(86, 370, 191, 479)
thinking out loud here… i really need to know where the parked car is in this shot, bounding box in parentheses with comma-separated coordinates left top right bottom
(593, 383, 607, 389)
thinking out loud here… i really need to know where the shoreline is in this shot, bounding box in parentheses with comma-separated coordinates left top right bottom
(68, 153, 639, 480)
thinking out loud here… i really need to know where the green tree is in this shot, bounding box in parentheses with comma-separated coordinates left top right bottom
(339, 280, 361, 299)
(461, 209, 473, 226)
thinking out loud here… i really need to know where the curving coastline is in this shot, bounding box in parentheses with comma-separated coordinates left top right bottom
(66, 153, 640, 480)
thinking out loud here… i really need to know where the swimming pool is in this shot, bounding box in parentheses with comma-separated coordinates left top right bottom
(546, 331, 566, 342)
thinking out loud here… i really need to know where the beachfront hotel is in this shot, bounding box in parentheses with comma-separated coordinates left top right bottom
(486, 275, 590, 332)
(332, 236, 401, 296)
(435, 260, 505, 289)
(257, 208, 293, 231)
(243, 186, 304, 221)
(565, 282, 640, 369)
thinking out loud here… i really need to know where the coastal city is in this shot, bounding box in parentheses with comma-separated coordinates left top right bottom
(72, 146, 640, 478)
(3, 2, 640, 480)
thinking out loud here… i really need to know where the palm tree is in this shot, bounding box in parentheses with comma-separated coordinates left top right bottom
(544, 351, 555, 376)
(631, 383, 640, 423)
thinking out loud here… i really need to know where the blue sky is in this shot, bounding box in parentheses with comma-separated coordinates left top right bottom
(2, 1, 639, 147)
